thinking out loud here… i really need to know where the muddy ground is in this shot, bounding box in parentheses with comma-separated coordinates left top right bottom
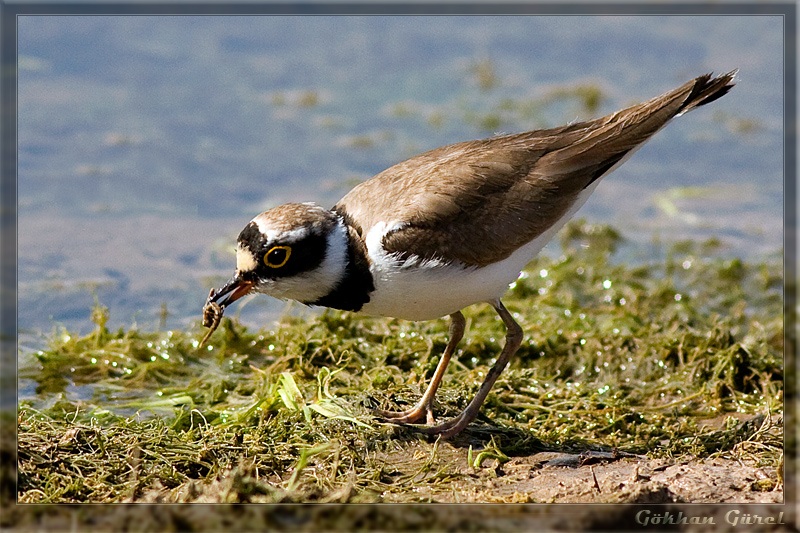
(132, 443, 783, 505)
(377, 447, 784, 504)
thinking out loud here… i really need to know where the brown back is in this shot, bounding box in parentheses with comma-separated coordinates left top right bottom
(334, 72, 736, 267)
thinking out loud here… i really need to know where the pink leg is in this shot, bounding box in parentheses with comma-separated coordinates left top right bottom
(375, 311, 465, 425)
(413, 300, 522, 438)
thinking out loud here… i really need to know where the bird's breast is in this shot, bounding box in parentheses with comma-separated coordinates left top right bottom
(358, 221, 541, 321)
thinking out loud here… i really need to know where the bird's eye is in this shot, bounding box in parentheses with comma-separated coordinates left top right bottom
(264, 246, 291, 268)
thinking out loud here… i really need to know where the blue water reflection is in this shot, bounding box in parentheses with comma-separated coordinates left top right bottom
(18, 16, 784, 341)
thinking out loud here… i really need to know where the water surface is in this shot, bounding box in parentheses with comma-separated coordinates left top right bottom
(18, 15, 784, 344)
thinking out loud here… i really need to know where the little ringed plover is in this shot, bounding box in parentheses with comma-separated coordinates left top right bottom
(203, 71, 736, 438)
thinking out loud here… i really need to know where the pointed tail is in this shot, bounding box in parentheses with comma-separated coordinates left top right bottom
(677, 70, 738, 115)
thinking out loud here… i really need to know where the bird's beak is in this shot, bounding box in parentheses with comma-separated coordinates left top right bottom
(208, 273, 255, 308)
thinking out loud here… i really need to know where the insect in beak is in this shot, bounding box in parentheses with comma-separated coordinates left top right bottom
(198, 275, 255, 349)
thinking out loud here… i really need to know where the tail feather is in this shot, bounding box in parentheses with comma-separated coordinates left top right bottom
(679, 70, 738, 115)
(548, 69, 737, 188)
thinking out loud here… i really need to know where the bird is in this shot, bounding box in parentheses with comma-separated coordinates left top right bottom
(204, 71, 737, 439)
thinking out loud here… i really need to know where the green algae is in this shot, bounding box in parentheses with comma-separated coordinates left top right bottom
(15, 220, 783, 505)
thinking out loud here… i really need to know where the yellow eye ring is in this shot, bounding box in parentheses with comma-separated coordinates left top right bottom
(264, 245, 291, 268)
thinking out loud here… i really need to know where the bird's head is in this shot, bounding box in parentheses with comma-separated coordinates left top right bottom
(209, 202, 349, 309)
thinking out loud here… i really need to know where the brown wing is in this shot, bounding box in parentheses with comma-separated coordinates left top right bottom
(334, 72, 736, 267)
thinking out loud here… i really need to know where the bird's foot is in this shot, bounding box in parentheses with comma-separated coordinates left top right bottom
(375, 402, 436, 425)
(404, 411, 472, 440)
(376, 406, 473, 439)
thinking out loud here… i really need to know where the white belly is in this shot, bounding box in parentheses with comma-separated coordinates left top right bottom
(360, 257, 520, 321)
(360, 237, 537, 321)
(359, 181, 600, 321)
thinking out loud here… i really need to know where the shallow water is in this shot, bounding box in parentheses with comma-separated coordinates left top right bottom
(18, 15, 784, 343)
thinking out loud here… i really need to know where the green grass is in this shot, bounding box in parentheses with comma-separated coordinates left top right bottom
(15, 220, 784, 505)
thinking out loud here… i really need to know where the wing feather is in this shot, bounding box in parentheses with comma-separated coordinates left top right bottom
(334, 71, 736, 266)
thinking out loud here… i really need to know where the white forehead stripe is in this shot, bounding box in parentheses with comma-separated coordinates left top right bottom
(236, 242, 258, 272)
(252, 216, 312, 244)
